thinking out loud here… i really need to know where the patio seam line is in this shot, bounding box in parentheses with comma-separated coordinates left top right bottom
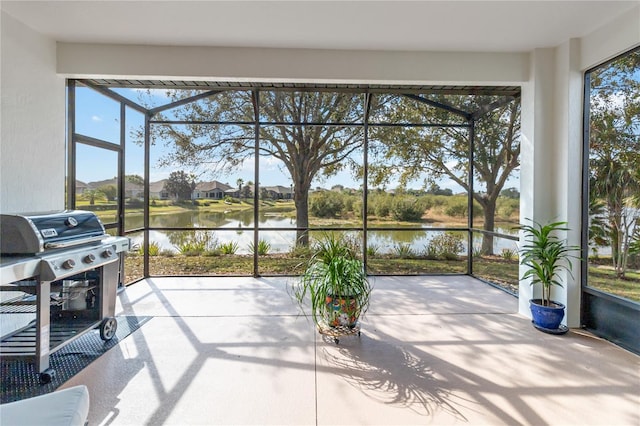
(134, 314, 305, 318)
(314, 326, 319, 426)
(366, 312, 518, 316)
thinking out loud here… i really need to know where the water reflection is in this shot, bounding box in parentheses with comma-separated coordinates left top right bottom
(128, 210, 517, 255)
(126, 209, 292, 229)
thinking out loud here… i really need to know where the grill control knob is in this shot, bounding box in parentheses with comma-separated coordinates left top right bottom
(62, 259, 76, 270)
(83, 253, 96, 264)
(102, 248, 114, 258)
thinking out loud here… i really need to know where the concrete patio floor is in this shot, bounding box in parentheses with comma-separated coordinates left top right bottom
(62, 275, 639, 425)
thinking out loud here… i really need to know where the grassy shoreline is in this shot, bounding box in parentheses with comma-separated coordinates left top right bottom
(123, 254, 640, 302)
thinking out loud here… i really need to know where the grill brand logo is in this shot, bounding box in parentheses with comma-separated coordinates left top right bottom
(41, 228, 58, 238)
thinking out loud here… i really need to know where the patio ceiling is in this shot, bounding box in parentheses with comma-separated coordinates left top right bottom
(2, 1, 637, 53)
(85, 79, 521, 97)
(80, 79, 521, 119)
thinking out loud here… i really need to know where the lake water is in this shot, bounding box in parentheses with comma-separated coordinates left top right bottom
(126, 210, 518, 255)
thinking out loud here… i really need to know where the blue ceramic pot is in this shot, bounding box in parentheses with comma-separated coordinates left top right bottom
(530, 299, 565, 330)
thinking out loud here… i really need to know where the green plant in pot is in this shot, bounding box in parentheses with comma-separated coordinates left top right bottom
(518, 219, 579, 332)
(293, 233, 371, 330)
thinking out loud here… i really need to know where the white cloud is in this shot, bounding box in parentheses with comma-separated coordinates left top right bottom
(91, 115, 103, 122)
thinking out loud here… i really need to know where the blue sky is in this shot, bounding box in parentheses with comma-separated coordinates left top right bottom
(74, 87, 373, 189)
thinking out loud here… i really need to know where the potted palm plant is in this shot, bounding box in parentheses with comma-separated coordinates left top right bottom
(518, 219, 579, 333)
(292, 233, 371, 340)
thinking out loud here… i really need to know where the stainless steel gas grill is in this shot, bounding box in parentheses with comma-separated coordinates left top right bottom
(0, 210, 129, 383)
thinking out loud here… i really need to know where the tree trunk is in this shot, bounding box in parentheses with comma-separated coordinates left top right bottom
(610, 216, 622, 277)
(481, 198, 497, 255)
(294, 184, 310, 247)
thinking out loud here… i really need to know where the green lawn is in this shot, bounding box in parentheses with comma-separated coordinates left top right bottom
(124, 254, 640, 303)
(587, 266, 640, 301)
(83, 200, 295, 220)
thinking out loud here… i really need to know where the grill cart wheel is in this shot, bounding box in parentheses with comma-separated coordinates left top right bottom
(99, 317, 117, 340)
(39, 368, 56, 384)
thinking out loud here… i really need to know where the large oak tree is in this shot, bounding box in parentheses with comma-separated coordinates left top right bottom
(368, 95, 521, 255)
(145, 90, 363, 246)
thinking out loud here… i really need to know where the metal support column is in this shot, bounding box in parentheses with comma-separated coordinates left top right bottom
(66, 81, 76, 209)
(467, 118, 475, 275)
(143, 114, 151, 278)
(252, 90, 260, 277)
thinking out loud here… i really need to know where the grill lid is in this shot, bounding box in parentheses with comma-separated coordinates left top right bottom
(0, 210, 106, 254)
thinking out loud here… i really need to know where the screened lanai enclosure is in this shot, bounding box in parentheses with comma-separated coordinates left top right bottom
(581, 47, 640, 354)
(67, 80, 522, 289)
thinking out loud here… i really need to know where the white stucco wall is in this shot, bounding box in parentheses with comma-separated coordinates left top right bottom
(519, 48, 556, 315)
(554, 38, 585, 327)
(56, 43, 529, 85)
(1, 11, 65, 213)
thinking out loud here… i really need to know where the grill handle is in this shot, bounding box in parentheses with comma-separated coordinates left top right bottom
(43, 235, 106, 249)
